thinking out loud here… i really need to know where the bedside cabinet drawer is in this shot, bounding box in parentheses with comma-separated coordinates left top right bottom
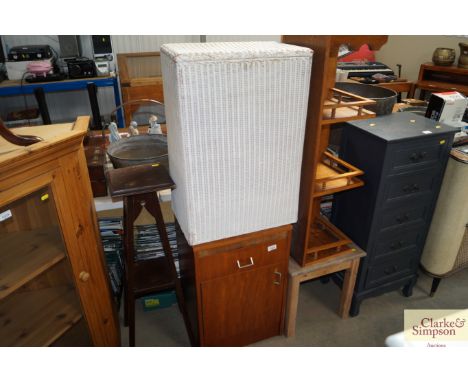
(196, 228, 290, 282)
(365, 251, 417, 288)
(388, 136, 450, 174)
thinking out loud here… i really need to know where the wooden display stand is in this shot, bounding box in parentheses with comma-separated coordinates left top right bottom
(177, 224, 291, 346)
(281, 36, 387, 267)
(410, 63, 468, 98)
(0, 117, 120, 346)
(117, 52, 164, 126)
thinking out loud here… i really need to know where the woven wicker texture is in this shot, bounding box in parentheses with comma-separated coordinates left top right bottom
(421, 157, 468, 275)
(161, 42, 312, 245)
(454, 227, 468, 271)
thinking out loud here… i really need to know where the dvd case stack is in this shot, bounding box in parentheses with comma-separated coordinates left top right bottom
(134, 222, 180, 276)
(99, 218, 124, 305)
(99, 218, 180, 304)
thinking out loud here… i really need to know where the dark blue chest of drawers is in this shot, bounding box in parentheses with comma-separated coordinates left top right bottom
(331, 113, 459, 316)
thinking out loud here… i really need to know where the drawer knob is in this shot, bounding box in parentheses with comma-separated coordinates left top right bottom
(384, 265, 398, 275)
(396, 213, 410, 223)
(410, 153, 419, 161)
(79, 271, 90, 282)
(419, 151, 427, 159)
(390, 241, 404, 250)
(237, 257, 254, 269)
(412, 184, 420, 191)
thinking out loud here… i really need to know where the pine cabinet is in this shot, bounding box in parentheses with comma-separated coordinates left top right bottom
(0, 117, 120, 346)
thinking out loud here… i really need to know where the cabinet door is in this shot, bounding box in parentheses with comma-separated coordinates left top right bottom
(0, 181, 92, 346)
(200, 262, 286, 346)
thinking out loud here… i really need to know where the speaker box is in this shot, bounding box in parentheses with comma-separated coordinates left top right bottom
(58, 35, 82, 58)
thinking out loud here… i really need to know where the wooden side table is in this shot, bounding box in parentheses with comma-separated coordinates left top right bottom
(409, 63, 468, 99)
(284, 245, 366, 337)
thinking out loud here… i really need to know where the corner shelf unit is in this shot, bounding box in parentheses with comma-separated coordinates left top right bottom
(282, 36, 388, 267)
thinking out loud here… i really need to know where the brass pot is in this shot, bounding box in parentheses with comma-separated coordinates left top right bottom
(432, 47, 456, 66)
(458, 43, 468, 69)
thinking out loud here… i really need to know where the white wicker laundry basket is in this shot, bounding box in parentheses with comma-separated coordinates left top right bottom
(161, 41, 313, 245)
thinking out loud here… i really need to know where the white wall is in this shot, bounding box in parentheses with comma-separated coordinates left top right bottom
(375, 35, 468, 81)
(0, 35, 281, 123)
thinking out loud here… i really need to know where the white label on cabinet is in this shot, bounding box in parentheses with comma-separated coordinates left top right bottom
(267, 244, 277, 252)
(0, 209, 12, 222)
(422, 130, 433, 134)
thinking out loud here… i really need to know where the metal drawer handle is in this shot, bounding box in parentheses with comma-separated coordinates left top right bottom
(273, 271, 282, 285)
(237, 257, 254, 269)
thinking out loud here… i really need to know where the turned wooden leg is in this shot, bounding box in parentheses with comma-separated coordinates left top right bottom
(430, 277, 442, 297)
(339, 259, 359, 319)
(284, 274, 300, 337)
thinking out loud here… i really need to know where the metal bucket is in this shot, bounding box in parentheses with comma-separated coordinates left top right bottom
(335, 82, 398, 116)
(106, 135, 169, 169)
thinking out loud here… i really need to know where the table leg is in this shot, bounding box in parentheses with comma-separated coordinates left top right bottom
(86, 83, 103, 130)
(112, 77, 124, 128)
(33, 87, 51, 125)
(339, 259, 359, 319)
(284, 274, 300, 337)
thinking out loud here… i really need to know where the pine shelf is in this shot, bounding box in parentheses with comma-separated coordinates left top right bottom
(305, 215, 355, 265)
(314, 151, 364, 198)
(322, 87, 376, 125)
(0, 286, 83, 346)
(0, 227, 67, 300)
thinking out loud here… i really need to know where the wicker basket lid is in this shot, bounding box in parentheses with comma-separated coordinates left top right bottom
(160, 41, 312, 62)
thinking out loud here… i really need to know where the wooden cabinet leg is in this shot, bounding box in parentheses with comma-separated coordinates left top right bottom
(284, 274, 300, 337)
(338, 259, 359, 319)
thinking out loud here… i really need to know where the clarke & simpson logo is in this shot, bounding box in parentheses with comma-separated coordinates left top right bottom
(404, 309, 468, 346)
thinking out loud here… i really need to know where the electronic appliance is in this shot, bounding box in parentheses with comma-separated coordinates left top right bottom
(5, 58, 54, 80)
(67, 58, 96, 78)
(95, 61, 110, 76)
(8, 45, 53, 61)
(92, 35, 113, 61)
(336, 61, 394, 78)
(58, 35, 82, 59)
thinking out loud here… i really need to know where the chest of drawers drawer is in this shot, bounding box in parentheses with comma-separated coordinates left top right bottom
(370, 225, 426, 263)
(387, 136, 450, 174)
(376, 201, 433, 232)
(365, 249, 418, 288)
(382, 167, 441, 207)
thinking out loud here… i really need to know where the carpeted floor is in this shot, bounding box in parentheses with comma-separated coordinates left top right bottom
(119, 265, 468, 347)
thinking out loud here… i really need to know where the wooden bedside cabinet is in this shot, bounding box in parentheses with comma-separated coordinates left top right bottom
(177, 223, 291, 346)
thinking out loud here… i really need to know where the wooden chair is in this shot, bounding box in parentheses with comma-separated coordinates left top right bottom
(106, 163, 194, 346)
